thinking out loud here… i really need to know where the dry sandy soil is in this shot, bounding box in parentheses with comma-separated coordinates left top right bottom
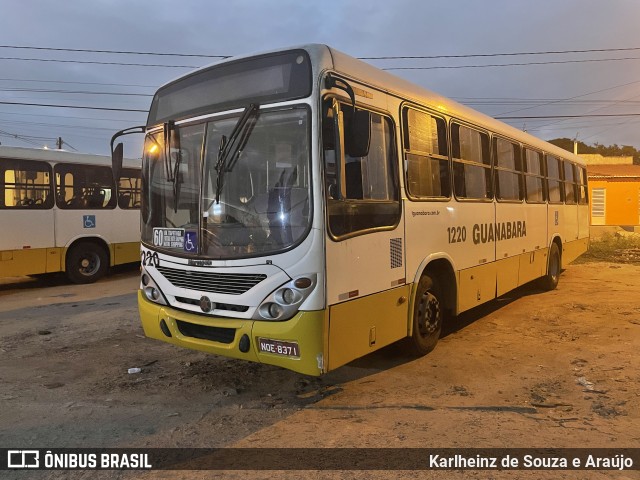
(0, 260, 639, 479)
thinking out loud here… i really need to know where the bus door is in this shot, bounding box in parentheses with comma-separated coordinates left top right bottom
(0, 159, 56, 275)
(322, 96, 409, 370)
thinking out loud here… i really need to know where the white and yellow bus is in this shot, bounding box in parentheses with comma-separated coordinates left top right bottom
(112, 44, 588, 376)
(0, 146, 141, 283)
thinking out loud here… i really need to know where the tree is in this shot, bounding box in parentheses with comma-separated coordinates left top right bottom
(548, 138, 640, 165)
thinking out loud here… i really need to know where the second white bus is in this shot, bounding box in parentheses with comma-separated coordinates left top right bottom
(0, 146, 141, 283)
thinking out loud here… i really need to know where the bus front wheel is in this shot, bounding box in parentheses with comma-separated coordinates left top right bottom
(65, 242, 109, 284)
(540, 242, 561, 291)
(408, 275, 443, 356)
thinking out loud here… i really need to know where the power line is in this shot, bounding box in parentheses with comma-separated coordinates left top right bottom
(384, 56, 640, 70)
(0, 118, 131, 132)
(496, 113, 640, 119)
(0, 101, 147, 112)
(0, 77, 157, 88)
(494, 78, 640, 116)
(0, 45, 230, 59)
(0, 110, 138, 123)
(361, 46, 640, 60)
(459, 99, 640, 106)
(0, 56, 198, 68)
(0, 128, 54, 146)
(3, 44, 640, 60)
(0, 87, 153, 97)
(3, 54, 640, 71)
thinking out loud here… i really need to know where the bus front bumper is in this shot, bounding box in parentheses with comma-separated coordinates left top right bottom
(138, 291, 327, 376)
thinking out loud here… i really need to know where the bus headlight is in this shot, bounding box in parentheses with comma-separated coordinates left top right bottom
(140, 269, 167, 306)
(280, 288, 296, 305)
(254, 274, 317, 321)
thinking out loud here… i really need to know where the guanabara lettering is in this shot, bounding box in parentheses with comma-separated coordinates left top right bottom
(472, 221, 527, 244)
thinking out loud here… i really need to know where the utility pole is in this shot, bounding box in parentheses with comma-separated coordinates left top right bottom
(573, 133, 579, 155)
(56, 137, 63, 149)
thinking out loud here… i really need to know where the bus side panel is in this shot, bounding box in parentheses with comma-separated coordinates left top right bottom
(327, 285, 410, 371)
(495, 256, 519, 297)
(553, 204, 579, 268)
(0, 210, 55, 277)
(0, 210, 55, 251)
(562, 237, 589, 266)
(578, 203, 589, 241)
(46, 247, 62, 273)
(495, 202, 526, 295)
(564, 204, 579, 244)
(114, 241, 141, 265)
(547, 203, 563, 247)
(518, 247, 548, 286)
(0, 248, 47, 277)
(108, 210, 140, 245)
(457, 262, 497, 313)
(54, 209, 113, 250)
(325, 229, 407, 306)
(494, 202, 547, 290)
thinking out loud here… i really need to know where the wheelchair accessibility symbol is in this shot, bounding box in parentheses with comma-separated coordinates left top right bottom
(83, 215, 96, 228)
(184, 231, 197, 252)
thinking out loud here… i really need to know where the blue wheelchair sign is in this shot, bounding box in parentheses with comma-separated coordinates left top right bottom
(83, 215, 96, 228)
(184, 231, 197, 252)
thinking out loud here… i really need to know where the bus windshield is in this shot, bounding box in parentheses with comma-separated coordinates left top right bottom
(141, 106, 311, 259)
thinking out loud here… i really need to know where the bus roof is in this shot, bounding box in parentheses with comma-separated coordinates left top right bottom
(324, 45, 585, 166)
(155, 43, 584, 166)
(0, 145, 140, 169)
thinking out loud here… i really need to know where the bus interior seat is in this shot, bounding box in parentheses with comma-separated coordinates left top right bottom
(345, 160, 363, 199)
(119, 193, 131, 208)
(86, 191, 105, 208)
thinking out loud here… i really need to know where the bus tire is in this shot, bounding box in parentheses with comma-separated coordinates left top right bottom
(540, 242, 561, 291)
(408, 275, 443, 356)
(65, 242, 109, 284)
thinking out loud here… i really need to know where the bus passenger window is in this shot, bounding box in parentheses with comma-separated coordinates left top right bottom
(0, 159, 53, 209)
(563, 161, 577, 204)
(494, 137, 523, 201)
(524, 149, 545, 203)
(55, 164, 117, 209)
(546, 155, 563, 204)
(403, 108, 449, 198)
(578, 166, 588, 204)
(452, 123, 491, 200)
(118, 168, 142, 209)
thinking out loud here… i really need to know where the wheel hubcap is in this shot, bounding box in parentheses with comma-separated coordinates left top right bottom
(417, 292, 440, 336)
(79, 255, 99, 275)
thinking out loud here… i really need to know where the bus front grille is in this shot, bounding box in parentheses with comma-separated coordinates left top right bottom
(156, 266, 266, 295)
(175, 320, 235, 344)
(175, 296, 249, 313)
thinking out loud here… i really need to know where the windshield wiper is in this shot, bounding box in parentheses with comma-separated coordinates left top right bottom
(160, 120, 184, 213)
(215, 103, 259, 204)
(164, 120, 175, 181)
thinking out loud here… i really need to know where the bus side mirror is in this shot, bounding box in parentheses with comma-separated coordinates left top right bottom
(345, 110, 371, 158)
(112, 142, 123, 184)
(109, 125, 145, 184)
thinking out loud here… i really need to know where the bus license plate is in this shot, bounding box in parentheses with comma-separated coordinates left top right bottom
(258, 338, 300, 358)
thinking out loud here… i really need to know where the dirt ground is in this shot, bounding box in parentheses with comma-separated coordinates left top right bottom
(1, 260, 639, 479)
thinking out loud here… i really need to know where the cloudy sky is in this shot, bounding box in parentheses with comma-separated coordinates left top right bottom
(1, 0, 640, 156)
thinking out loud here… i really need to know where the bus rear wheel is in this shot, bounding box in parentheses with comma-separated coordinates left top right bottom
(408, 275, 443, 356)
(65, 242, 109, 284)
(540, 242, 561, 291)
